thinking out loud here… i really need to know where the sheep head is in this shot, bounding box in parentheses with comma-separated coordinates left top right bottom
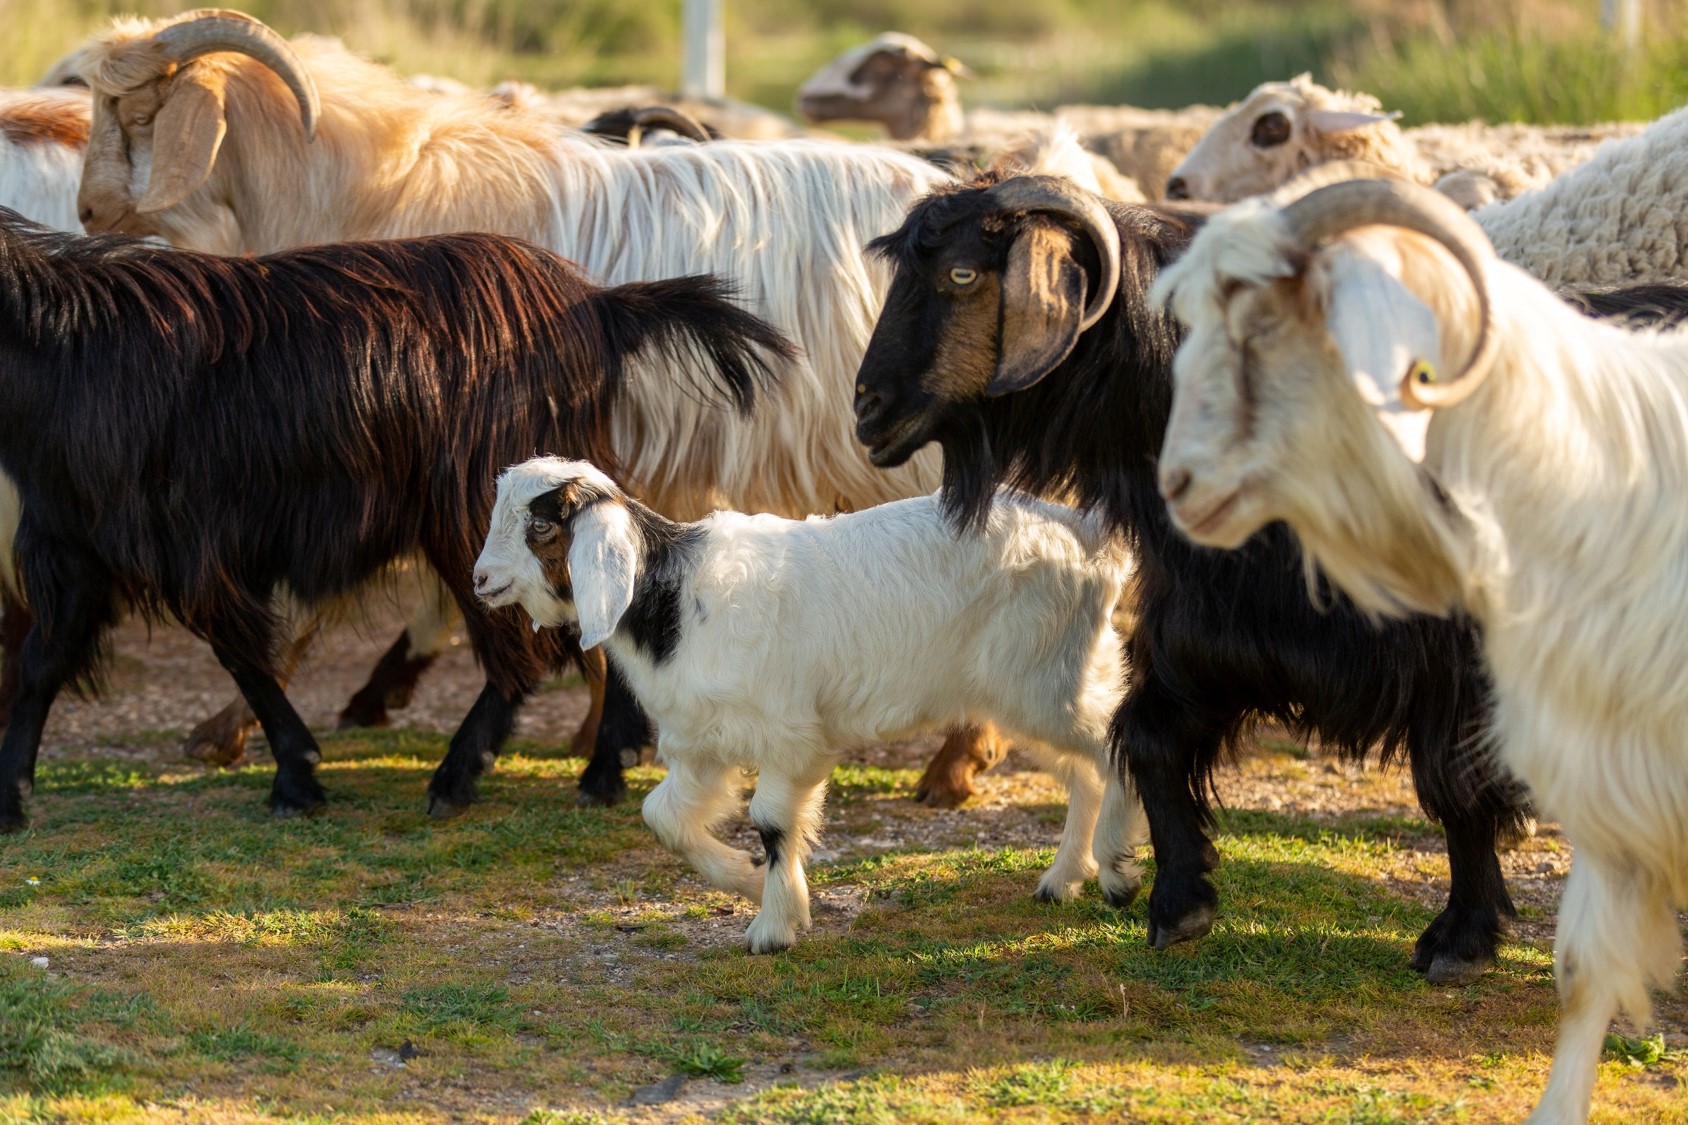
(75, 9, 318, 243)
(476, 459, 638, 650)
(1165, 74, 1409, 203)
(853, 175, 1121, 474)
(796, 33, 969, 142)
(1152, 177, 1498, 617)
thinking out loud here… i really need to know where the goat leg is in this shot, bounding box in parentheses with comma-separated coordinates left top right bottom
(0, 588, 31, 730)
(426, 682, 523, 818)
(337, 580, 458, 729)
(568, 645, 608, 759)
(576, 659, 651, 806)
(913, 721, 1007, 807)
(212, 644, 326, 818)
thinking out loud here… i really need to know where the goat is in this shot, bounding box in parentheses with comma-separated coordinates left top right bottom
(1153, 176, 1688, 1125)
(851, 173, 1532, 984)
(0, 207, 788, 830)
(67, 8, 1017, 809)
(473, 458, 1146, 952)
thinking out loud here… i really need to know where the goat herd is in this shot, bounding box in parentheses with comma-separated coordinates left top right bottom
(3, 9, 1688, 1123)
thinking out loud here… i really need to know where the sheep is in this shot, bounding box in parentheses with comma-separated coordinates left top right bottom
(473, 457, 1147, 952)
(1150, 175, 1688, 1125)
(794, 32, 1216, 199)
(850, 172, 1532, 983)
(0, 206, 789, 830)
(1166, 73, 1640, 207)
(68, 7, 1019, 809)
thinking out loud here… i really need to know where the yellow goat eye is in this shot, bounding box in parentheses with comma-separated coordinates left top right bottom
(948, 267, 978, 286)
(1406, 358, 1438, 387)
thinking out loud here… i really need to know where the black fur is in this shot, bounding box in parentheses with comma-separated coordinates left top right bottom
(0, 208, 789, 827)
(1565, 281, 1688, 329)
(616, 505, 705, 665)
(757, 824, 786, 869)
(856, 181, 1528, 982)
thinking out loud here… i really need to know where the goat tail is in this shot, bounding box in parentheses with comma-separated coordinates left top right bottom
(581, 276, 798, 417)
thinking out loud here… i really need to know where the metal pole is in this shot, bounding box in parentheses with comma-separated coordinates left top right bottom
(681, 0, 724, 100)
(1601, 0, 1642, 54)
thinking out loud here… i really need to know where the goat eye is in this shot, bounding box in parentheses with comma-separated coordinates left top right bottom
(1406, 358, 1438, 387)
(130, 113, 151, 127)
(529, 517, 554, 536)
(1251, 111, 1291, 148)
(948, 267, 979, 286)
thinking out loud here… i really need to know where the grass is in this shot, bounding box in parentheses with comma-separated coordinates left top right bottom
(10, 0, 1688, 125)
(0, 724, 1683, 1122)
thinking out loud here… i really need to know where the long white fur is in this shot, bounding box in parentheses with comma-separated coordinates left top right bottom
(1153, 194, 1688, 1125)
(475, 458, 1147, 953)
(0, 87, 89, 599)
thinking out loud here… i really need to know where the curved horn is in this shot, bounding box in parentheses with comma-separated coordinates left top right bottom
(1280, 178, 1498, 409)
(154, 9, 319, 141)
(626, 106, 714, 146)
(985, 175, 1121, 332)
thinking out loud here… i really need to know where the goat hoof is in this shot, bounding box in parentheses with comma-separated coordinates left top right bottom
(335, 705, 392, 731)
(183, 727, 251, 769)
(574, 786, 623, 808)
(745, 918, 797, 954)
(427, 796, 471, 820)
(1425, 952, 1491, 986)
(1102, 877, 1142, 910)
(1147, 902, 1216, 950)
(0, 809, 28, 834)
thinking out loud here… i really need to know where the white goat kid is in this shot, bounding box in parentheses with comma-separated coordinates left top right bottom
(1152, 177, 1688, 1125)
(474, 459, 1146, 953)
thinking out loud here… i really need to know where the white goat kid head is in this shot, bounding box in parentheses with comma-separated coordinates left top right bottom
(475, 458, 640, 650)
(1152, 178, 1498, 616)
(1166, 74, 1402, 202)
(75, 10, 318, 240)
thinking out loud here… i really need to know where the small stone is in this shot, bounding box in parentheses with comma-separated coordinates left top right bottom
(29, 956, 48, 969)
(629, 1074, 687, 1106)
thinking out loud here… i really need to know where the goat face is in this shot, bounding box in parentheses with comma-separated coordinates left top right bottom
(1154, 196, 1482, 616)
(855, 180, 1113, 472)
(477, 459, 639, 649)
(795, 34, 966, 141)
(75, 10, 317, 244)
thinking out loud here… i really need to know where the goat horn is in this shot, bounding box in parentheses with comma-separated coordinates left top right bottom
(625, 106, 715, 145)
(985, 175, 1121, 332)
(155, 10, 319, 142)
(1280, 178, 1498, 410)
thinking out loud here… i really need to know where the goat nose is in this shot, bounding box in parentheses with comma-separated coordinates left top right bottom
(78, 206, 94, 226)
(854, 384, 884, 422)
(473, 569, 491, 591)
(1161, 467, 1193, 502)
(1164, 176, 1190, 201)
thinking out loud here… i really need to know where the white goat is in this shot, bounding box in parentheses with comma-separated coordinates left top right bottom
(1152, 177, 1688, 1125)
(473, 458, 1147, 953)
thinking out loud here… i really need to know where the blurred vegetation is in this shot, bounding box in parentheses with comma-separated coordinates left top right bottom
(5, 0, 1688, 124)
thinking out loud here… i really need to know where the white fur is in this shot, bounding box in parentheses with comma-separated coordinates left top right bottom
(476, 458, 1147, 952)
(1155, 192, 1688, 1125)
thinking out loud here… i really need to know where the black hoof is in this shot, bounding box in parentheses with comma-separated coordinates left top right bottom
(427, 794, 472, 820)
(268, 772, 327, 819)
(1147, 901, 1215, 950)
(577, 760, 627, 807)
(336, 701, 392, 731)
(1426, 952, 1492, 986)
(575, 784, 624, 808)
(0, 809, 28, 834)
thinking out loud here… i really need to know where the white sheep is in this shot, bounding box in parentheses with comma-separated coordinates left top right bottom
(1152, 176, 1688, 1125)
(473, 458, 1147, 953)
(1167, 73, 1638, 208)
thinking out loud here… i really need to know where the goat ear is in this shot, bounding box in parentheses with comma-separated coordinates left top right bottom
(987, 221, 1086, 396)
(567, 503, 639, 650)
(1305, 108, 1399, 136)
(136, 69, 228, 215)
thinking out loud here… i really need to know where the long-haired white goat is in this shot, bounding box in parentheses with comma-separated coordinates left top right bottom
(473, 459, 1146, 953)
(1151, 176, 1688, 1125)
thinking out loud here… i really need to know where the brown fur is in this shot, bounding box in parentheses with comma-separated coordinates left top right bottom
(0, 94, 89, 149)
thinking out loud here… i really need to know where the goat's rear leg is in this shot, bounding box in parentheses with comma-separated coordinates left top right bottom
(425, 682, 524, 817)
(567, 646, 608, 759)
(337, 578, 459, 729)
(745, 761, 834, 953)
(577, 660, 650, 805)
(0, 589, 32, 730)
(213, 646, 325, 818)
(1409, 736, 1522, 983)
(914, 721, 1006, 807)
(186, 597, 318, 767)
(1116, 679, 1228, 949)
(1024, 744, 1104, 903)
(643, 754, 762, 902)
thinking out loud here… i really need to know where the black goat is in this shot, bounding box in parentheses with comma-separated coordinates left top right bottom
(853, 174, 1528, 985)
(0, 209, 788, 828)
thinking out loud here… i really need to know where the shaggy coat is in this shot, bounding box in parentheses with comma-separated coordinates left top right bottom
(1152, 181, 1688, 1125)
(474, 459, 1145, 953)
(0, 209, 785, 827)
(852, 178, 1531, 984)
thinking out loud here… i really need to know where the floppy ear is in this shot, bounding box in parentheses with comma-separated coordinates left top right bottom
(567, 503, 640, 650)
(1306, 108, 1399, 136)
(987, 221, 1087, 396)
(137, 68, 228, 215)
